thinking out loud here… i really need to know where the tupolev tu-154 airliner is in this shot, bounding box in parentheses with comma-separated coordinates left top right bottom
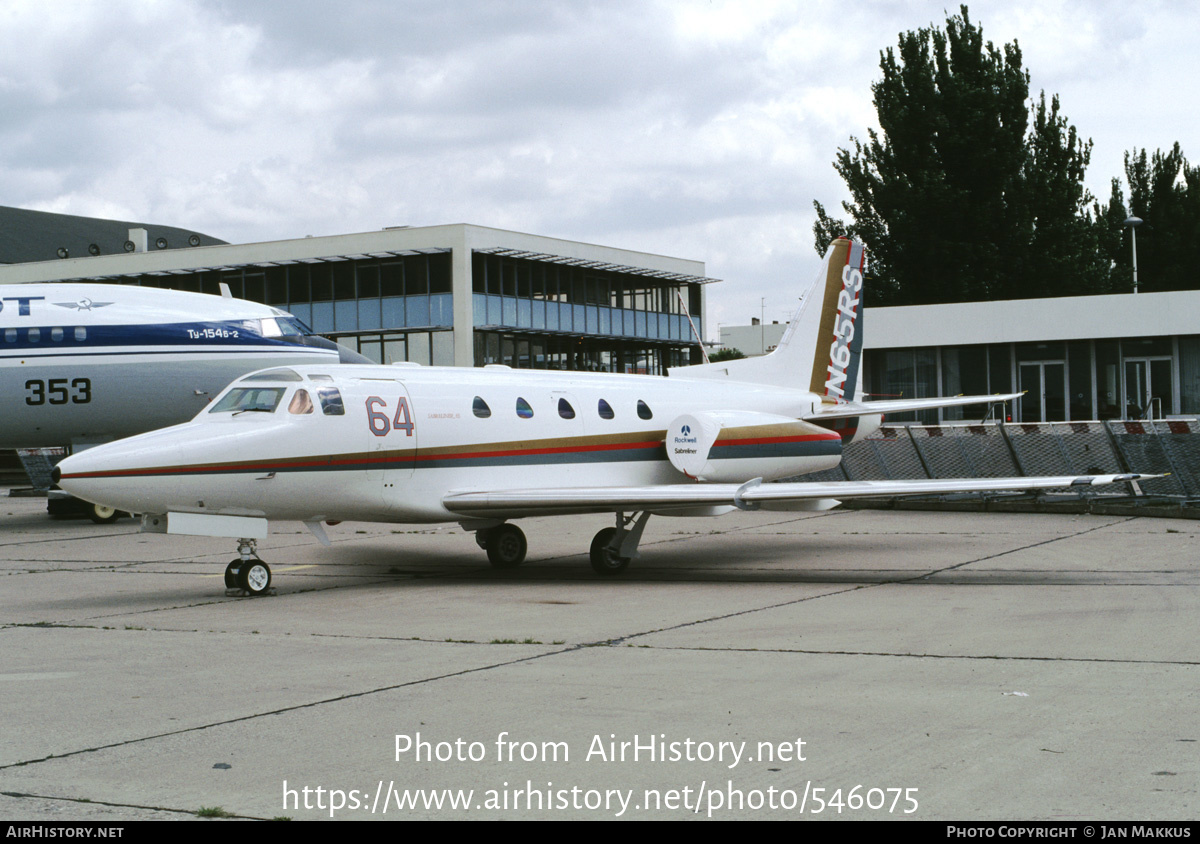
(1, 280, 366, 521)
(55, 239, 1152, 594)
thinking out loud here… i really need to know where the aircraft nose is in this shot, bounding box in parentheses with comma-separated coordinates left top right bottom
(337, 344, 372, 364)
(55, 428, 187, 515)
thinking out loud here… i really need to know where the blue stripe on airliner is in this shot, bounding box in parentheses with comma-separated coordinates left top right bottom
(0, 346, 336, 361)
(0, 321, 309, 352)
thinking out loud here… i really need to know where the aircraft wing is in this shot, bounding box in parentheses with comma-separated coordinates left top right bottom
(802, 392, 1023, 422)
(443, 473, 1154, 518)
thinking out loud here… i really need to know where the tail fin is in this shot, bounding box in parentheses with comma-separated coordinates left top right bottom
(671, 238, 866, 402)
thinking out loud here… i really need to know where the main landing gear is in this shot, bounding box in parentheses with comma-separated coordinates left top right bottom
(475, 523, 528, 568)
(471, 512, 652, 576)
(223, 538, 273, 597)
(589, 512, 651, 576)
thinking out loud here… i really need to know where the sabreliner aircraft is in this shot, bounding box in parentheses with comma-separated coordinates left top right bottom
(55, 239, 1152, 593)
(1, 281, 366, 520)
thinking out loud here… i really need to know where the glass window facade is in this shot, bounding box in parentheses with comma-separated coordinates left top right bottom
(129, 246, 704, 373)
(865, 337, 1200, 423)
(469, 252, 702, 374)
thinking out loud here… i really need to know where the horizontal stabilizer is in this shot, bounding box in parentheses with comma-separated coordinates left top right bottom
(803, 392, 1022, 422)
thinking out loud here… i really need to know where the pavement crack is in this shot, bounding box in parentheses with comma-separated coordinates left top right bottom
(628, 644, 1200, 666)
(905, 516, 1140, 581)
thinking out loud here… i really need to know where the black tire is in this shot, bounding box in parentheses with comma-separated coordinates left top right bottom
(224, 561, 241, 590)
(238, 560, 272, 595)
(88, 503, 121, 524)
(486, 524, 527, 568)
(590, 527, 631, 575)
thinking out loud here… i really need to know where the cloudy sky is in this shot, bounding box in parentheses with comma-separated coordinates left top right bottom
(2, 0, 1196, 336)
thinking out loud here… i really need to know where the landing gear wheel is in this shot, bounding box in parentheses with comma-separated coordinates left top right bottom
(486, 524, 527, 568)
(238, 560, 272, 596)
(88, 503, 120, 524)
(590, 527, 631, 575)
(224, 560, 241, 590)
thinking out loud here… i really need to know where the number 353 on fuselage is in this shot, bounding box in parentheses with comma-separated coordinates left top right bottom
(54, 240, 1154, 594)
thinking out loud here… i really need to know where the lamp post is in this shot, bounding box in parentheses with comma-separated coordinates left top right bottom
(1124, 215, 1142, 293)
(760, 297, 765, 355)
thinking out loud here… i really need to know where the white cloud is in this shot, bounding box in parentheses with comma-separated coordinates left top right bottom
(1, 0, 1197, 334)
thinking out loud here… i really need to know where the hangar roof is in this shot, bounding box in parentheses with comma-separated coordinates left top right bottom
(0, 205, 226, 265)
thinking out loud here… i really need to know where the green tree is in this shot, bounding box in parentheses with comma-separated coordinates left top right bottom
(709, 347, 747, 362)
(814, 6, 1105, 304)
(1098, 144, 1200, 293)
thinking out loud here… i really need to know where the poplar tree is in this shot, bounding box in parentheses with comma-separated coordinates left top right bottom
(814, 6, 1105, 304)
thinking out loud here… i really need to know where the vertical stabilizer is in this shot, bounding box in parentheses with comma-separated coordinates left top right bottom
(671, 238, 866, 401)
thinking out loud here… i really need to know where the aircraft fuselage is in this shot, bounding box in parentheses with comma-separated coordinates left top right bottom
(55, 363, 848, 523)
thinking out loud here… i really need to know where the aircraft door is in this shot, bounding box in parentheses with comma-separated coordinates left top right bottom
(363, 380, 417, 504)
(550, 389, 589, 483)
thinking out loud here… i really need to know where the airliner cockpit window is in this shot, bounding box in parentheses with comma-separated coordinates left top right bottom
(276, 316, 311, 335)
(209, 387, 287, 414)
(241, 368, 303, 382)
(288, 389, 314, 415)
(316, 387, 345, 416)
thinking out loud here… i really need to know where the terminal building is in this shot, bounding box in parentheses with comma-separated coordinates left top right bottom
(0, 209, 714, 375)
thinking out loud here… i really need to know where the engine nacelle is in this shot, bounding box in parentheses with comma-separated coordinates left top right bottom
(665, 411, 842, 483)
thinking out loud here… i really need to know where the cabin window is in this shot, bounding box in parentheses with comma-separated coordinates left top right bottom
(288, 389, 314, 415)
(558, 398, 575, 419)
(316, 387, 345, 415)
(598, 399, 615, 420)
(637, 400, 653, 420)
(74, 327, 86, 341)
(50, 327, 63, 342)
(27, 328, 40, 342)
(209, 387, 287, 414)
(4, 328, 15, 342)
(473, 396, 492, 418)
(516, 397, 534, 419)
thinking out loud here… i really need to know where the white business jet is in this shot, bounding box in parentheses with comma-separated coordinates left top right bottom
(54, 240, 1150, 593)
(1, 281, 366, 520)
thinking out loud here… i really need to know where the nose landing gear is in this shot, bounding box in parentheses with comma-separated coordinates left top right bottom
(224, 538, 273, 596)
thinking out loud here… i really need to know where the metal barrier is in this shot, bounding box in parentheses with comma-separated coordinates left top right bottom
(799, 419, 1200, 502)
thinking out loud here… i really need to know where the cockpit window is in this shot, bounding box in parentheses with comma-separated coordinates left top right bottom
(288, 389, 314, 415)
(241, 368, 303, 382)
(260, 317, 283, 337)
(316, 387, 345, 416)
(277, 316, 311, 335)
(209, 387, 287, 414)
